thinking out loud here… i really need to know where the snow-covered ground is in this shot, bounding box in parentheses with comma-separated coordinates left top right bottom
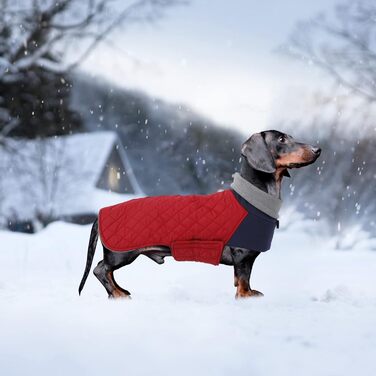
(1, 220, 375, 376)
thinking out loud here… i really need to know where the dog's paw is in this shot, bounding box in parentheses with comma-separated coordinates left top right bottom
(235, 289, 264, 299)
(250, 289, 264, 297)
(108, 291, 132, 299)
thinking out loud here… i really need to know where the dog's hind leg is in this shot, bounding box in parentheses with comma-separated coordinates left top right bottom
(94, 247, 140, 299)
(94, 261, 130, 299)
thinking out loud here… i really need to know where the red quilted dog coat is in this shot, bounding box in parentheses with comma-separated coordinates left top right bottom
(99, 189, 278, 265)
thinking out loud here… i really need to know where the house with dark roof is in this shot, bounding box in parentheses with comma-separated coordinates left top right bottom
(0, 132, 143, 232)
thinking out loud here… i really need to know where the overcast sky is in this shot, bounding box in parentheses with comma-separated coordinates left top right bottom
(82, 0, 340, 135)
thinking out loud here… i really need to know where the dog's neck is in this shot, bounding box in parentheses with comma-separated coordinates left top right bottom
(239, 157, 284, 199)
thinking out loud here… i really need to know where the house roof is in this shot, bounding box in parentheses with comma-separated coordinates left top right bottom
(0, 132, 143, 223)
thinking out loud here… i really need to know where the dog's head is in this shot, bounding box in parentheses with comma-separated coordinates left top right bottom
(241, 130, 321, 176)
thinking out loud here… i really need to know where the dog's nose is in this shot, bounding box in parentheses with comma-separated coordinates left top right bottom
(312, 147, 321, 156)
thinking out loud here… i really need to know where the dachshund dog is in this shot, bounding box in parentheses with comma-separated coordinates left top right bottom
(79, 130, 321, 299)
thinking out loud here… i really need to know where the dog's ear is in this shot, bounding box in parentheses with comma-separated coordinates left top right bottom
(283, 170, 291, 178)
(241, 133, 276, 173)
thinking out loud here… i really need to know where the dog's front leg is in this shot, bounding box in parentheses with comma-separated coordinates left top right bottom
(232, 248, 263, 299)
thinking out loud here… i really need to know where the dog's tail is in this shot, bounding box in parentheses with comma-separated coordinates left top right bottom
(78, 218, 99, 295)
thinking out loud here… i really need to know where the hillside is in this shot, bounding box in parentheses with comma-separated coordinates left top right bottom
(71, 74, 376, 242)
(71, 74, 243, 196)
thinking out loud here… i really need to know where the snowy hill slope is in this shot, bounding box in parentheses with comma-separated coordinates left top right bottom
(1, 221, 375, 376)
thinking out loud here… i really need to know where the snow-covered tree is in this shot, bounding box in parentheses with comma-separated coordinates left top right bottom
(279, 0, 376, 242)
(284, 0, 376, 102)
(0, 0, 182, 138)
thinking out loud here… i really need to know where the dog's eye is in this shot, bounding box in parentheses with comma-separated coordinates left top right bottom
(278, 136, 286, 143)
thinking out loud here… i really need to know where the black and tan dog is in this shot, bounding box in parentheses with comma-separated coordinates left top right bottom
(79, 130, 321, 299)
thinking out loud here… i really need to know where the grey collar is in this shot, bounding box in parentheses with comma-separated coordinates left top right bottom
(230, 172, 282, 219)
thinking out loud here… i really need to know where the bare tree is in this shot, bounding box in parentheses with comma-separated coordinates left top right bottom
(283, 0, 376, 103)
(279, 0, 376, 244)
(1, 135, 108, 230)
(0, 0, 183, 76)
(0, 0, 184, 138)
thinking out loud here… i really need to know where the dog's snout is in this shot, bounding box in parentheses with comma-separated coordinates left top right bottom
(311, 147, 321, 156)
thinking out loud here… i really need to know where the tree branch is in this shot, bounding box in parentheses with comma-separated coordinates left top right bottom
(284, 0, 376, 103)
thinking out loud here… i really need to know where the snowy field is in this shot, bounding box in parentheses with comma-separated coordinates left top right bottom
(1, 220, 375, 376)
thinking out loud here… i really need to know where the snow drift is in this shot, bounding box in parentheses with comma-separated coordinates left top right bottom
(0, 219, 375, 376)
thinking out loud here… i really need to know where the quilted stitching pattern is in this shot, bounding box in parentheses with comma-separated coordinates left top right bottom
(171, 240, 224, 265)
(98, 190, 247, 263)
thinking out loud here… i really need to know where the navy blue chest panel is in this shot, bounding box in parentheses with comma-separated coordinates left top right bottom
(226, 190, 278, 252)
